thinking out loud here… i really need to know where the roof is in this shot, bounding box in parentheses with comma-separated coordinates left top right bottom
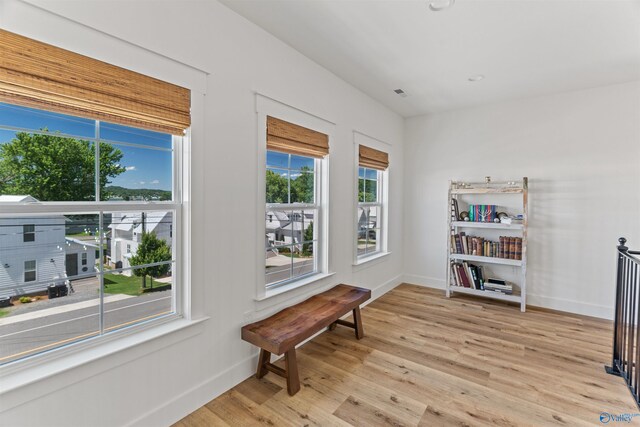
(109, 212, 172, 234)
(0, 195, 38, 203)
(65, 237, 99, 248)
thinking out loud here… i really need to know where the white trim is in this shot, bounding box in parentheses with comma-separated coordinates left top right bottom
(255, 94, 335, 301)
(353, 131, 390, 265)
(256, 272, 336, 301)
(353, 251, 392, 267)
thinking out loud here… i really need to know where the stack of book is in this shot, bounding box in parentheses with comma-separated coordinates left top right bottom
(451, 232, 523, 260)
(483, 278, 513, 295)
(450, 262, 485, 290)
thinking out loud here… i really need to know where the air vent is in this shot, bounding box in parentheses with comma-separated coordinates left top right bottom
(394, 89, 408, 98)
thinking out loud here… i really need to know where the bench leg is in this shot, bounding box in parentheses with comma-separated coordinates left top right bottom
(353, 307, 364, 339)
(328, 321, 337, 331)
(284, 349, 300, 395)
(256, 349, 271, 379)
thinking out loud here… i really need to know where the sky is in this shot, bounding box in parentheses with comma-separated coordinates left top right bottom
(0, 102, 173, 192)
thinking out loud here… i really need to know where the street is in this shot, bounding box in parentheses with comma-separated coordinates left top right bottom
(0, 291, 172, 364)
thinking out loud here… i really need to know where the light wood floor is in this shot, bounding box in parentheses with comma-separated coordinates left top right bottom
(174, 284, 637, 426)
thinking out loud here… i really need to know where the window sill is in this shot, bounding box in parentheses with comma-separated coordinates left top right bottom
(0, 315, 208, 399)
(256, 272, 336, 301)
(353, 251, 391, 267)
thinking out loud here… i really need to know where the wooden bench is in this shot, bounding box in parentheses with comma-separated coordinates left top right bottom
(241, 284, 371, 395)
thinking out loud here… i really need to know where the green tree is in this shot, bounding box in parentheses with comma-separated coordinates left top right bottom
(129, 232, 172, 289)
(290, 166, 314, 203)
(302, 221, 314, 256)
(0, 131, 125, 201)
(358, 178, 377, 202)
(266, 169, 288, 203)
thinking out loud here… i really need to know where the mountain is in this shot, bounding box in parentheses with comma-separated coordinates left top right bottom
(105, 186, 171, 201)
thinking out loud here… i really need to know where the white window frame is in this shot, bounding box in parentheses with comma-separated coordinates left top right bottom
(353, 132, 390, 265)
(255, 94, 334, 300)
(0, 111, 186, 366)
(24, 260, 36, 283)
(265, 152, 323, 289)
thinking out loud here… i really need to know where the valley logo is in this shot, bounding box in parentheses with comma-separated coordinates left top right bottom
(600, 412, 640, 424)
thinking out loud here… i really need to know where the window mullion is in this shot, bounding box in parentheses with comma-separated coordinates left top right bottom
(95, 120, 101, 202)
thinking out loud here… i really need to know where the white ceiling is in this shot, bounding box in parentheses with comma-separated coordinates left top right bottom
(221, 0, 640, 117)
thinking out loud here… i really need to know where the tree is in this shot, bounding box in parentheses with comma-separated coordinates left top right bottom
(359, 177, 377, 202)
(266, 169, 288, 203)
(128, 232, 172, 289)
(290, 166, 314, 203)
(0, 131, 125, 201)
(302, 221, 314, 256)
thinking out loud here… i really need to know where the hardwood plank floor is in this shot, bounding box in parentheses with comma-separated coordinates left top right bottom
(173, 284, 637, 426)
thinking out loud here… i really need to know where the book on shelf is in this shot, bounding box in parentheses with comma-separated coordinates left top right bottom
(468, 204, 497, 223)
(450, 262, 485, 290)
(451, 233, 523, 260)
(451, 199, 459, 222)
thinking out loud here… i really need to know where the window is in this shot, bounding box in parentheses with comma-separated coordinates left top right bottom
(265, 151, 319, 287)
(24, 260, 36, 282)
(356, 143, 389, 261)
(264, 116, 329, 289)
(23, 224, 35, 242)
(357, 167, 383, 257)
(0, 102, 182, 365)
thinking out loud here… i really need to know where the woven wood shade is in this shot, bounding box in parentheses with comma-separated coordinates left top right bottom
(0, 29, 190, 135)
(359, 145, 389, 170)
(266, 116, 329, 158)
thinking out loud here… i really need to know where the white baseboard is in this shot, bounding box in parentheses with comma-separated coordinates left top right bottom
(128, 273, 404, 427)
(527, 293, 613, 320)
(401, 275, 613, 320)
(401, 274, 445, 289)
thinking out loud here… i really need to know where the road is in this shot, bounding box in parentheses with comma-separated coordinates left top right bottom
(0, 291, 172, 364)
(265, 259, 314, 285)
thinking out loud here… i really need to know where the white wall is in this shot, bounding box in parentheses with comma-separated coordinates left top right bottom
(404, 81, 640, 319)
(0, 1, 404, 426)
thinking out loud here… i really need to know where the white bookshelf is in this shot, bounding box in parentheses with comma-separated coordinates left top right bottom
(446, 178, 528, 312)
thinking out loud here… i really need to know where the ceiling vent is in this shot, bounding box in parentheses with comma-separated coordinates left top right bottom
(394, 89, 408, 98)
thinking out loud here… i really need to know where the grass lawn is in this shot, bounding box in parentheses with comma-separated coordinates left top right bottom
(104, 274, 169, 296)
(104, 274, 145, 296)
(0, 308, 9, 318)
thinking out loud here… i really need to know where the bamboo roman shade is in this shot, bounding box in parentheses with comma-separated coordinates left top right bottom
(359, 145, 389, 170)
(0, 29, 190, 135)
(266, 116, 329, 158)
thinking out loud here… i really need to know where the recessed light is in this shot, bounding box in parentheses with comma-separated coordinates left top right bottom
(468, 75, 485, 82)
(429, 0, 455, 12)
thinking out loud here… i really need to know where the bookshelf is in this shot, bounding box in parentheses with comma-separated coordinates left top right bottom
(447, 178, 528, 312)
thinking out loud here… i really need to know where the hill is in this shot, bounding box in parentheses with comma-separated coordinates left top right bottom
(105, 186, 171, 201)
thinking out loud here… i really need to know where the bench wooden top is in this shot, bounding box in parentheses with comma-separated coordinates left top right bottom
(241, 284, 371, 354)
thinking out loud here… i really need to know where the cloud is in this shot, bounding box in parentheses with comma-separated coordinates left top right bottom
(125, 166, 136, 171)
(139, 181, 146, 185)
(150, 179, 160, 185)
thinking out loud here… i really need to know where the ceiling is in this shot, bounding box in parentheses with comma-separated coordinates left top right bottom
(220, 0, 640, 117)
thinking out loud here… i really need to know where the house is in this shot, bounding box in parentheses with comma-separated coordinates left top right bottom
(0, 196, 98, 298)
(1, 1, 639, 426)
(108, 211, 172, 275)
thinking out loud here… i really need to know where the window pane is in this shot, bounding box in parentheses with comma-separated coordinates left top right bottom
(293, 241, 316, 278)
(365, 168, 378, 180)
(367, 206, 379, 229)
(266, 151, 288, 169)
(0, 213, 102, 365)
(290, 154, 314, 171)
(266, 168, 289, 204)
(365, 229, 380, 254)
(364, 179, 377, 202)
(0, 102, 95, 138)
(100, 122, 172, 149)
(102, 144, 172, 201)
(358, 167, 365, 179)
(290, 171, 314, 204)
(106, 211, 173, 271)
(265, 247, 294, 286)
(0, 132, 96, 201)
(103, 263, 173, 334)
